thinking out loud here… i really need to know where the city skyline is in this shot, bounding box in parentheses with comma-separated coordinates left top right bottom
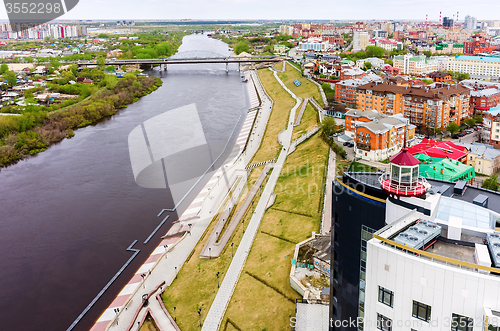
(0, 0, 499, 21)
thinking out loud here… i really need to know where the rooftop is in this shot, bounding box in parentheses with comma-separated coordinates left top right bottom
(453, 55, 500, 62)
(373, 212, 500, 276)
(356, 82, 469, 100)
(456, 142, 500, 161)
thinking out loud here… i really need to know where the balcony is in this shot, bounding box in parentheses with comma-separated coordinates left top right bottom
(356, 142, 371, 151)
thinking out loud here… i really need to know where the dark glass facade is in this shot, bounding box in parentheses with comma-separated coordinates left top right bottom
(330, 173, 388, 330)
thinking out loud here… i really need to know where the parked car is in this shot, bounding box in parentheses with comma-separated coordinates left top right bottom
(343, 142, 354, 148)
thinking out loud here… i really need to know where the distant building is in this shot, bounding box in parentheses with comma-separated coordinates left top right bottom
(298, 38, 329, 52)
(353, 31, 369, 51)
(464, 35, 495, 55)
(443, 16, 454, 28)
(356, 57, 385, 69)
(393, 54, 438, 75)
(448, 55, 500, 80)
(464, 15, 478, 32)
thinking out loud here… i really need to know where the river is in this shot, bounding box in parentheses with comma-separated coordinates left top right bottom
(0, 34, 248, 331)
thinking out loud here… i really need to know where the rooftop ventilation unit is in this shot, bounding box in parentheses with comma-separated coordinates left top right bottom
(486, 233, 500, 268)
(473, 194, 488, 208)
(394, 220, 442, 249)
(454, 180, 467, 196)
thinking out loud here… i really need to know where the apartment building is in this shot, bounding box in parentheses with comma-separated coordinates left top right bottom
(298, 37, 330, 52)
(335, 75, 383, 106)
(356, 82, 471, 130)
(448, 55, 500, 80)
(393, 55, 438, 75)
(344, 110, 415, 161)
(353, 31, 369, 51)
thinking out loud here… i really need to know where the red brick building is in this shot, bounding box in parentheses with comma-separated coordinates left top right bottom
(470, 87, 500, 113)
(463, 35, 494, 55)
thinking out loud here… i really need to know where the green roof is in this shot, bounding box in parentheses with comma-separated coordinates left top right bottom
(416, 155, 475, 182)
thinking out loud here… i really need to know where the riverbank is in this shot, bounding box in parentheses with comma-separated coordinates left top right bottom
(88, 69, 271, 331)
(0, 75, 162, 167)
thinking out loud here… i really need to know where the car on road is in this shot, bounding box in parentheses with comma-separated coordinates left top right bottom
(343, 142, 354, 147)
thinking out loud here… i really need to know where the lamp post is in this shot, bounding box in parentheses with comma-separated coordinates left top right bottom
(188, 223, 192, 235)
(231, 242, 234, 258)
(216, 271, 220, 288)
(174, 306, 176, 322)
(198, 308, 202, 327)
(209, 247, 211, 259)
(174, 266, 177, 279)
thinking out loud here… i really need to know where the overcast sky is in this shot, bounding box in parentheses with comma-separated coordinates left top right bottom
(0, 0, 498, 21)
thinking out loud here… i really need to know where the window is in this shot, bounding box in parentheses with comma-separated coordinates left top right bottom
(377, 313, 392, 331)
(451, 313, 473, 331)
(412, 301, 431, 322)
(378, 286, 394, 307)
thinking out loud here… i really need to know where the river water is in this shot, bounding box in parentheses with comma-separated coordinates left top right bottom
(0, 34, 248, 331)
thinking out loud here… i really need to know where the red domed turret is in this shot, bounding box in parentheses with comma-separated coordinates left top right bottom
(379, 132, 430, 197)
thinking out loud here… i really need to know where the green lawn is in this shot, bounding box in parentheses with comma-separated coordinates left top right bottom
(250, 68, 296, 165)
(277, 63, 324, 107)
(292, 103, 318, 141)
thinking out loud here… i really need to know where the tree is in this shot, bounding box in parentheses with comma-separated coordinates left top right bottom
(422, 51, 432, 57)
(446, 122, 460, 135)
(3, 70, 17, 87)
(482, 173, 499, 192)
(365, 46, 384, 58)
(474, 114, 483, 124)
(464, 118, 476, 128)
(320, 117, 337, 137)
(364, 62, 372, 70)
(0, 63, 8, 75)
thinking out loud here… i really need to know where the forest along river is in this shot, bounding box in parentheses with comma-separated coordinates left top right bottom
(0, 34, 249, 331)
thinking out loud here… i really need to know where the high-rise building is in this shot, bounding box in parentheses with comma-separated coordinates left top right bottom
(443, 17, 454, 28)
(353, 31, 369, 51)
(464, 15, 478, 31)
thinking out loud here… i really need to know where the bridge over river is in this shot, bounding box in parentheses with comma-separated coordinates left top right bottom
(74, 53, 287, 72)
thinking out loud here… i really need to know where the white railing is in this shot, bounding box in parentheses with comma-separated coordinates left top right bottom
(378, 173, 431, 195)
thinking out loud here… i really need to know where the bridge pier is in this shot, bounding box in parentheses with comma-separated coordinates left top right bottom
(226, 62, 228, 73)
(164, 64, 167, 71)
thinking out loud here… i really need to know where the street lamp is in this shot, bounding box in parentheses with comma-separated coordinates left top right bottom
(198, 308, 202, 327)
(188, 223, 192, 235)
(216, 271, 220, 288)
(174, 266, 177, 279)
(209, 247, 211, 259)
(174, 306, 176, 322)
(231, 242, 234, 258)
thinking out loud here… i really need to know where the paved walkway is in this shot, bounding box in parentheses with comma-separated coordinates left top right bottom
(201, 69, 302, 331)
